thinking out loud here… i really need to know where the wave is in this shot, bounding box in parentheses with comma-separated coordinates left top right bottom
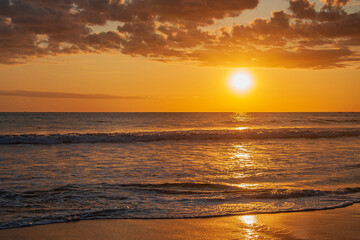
(0, 127, 359, 145)
(306, 119, 360, 124)
(2, 201, 359, 230)
(2, 183, 360, 200)
(101, 183, 360, 200)
(1, 183, 360, 229)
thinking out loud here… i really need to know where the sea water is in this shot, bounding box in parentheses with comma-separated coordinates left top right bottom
(0, 112, 359, 229)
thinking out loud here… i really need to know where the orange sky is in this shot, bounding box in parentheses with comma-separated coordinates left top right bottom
(0, 0, 359, 112)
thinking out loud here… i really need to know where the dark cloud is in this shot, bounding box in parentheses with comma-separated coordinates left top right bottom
(289, 0, 317, 19)
(321, 0, 351, 7)
(0, 90, 145, 99)
(118, 0, 259, 24)
(0, 0, 359, 68)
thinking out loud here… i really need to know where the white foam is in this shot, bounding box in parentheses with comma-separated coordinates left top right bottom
(0, 127, 359, 145)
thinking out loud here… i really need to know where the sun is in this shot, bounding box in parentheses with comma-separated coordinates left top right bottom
(229, 72, 254, 93)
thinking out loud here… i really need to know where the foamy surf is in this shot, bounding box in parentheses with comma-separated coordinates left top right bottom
(1, 183, 360, 229)
(0, 127, 359, 145)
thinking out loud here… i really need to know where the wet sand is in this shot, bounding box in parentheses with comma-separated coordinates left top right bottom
(1, 204, 359, 240)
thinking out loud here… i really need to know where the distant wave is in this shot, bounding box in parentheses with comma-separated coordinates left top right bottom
(0, 127, 359, 145)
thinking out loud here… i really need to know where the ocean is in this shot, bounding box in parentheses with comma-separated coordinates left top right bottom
(0, 112, 359, 229)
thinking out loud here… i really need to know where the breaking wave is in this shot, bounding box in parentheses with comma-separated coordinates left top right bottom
(1, 127, 359, 145)
(1, 183, 360, 229)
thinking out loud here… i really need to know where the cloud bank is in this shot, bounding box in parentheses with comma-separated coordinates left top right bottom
(0, 90, 145, 99)
(0, 0, 359, 68)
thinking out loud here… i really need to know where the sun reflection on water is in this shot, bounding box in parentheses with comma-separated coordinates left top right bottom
(231, 144, 253, 171)
(227, 144, 261, 189)
(238, 215, 259, 239)
(232, 183, 259, 189)
(232, 145, 250, 160)
(240, 215, 256, 225)
(235, 127, 249, 130)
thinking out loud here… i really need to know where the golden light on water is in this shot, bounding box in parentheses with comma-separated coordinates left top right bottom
(232, 144, 250, 161)
(229, 71, 254, 93)
(232, 183, 259, 189)
(240, 215, 256, 225)
(235, 127, 249, 130)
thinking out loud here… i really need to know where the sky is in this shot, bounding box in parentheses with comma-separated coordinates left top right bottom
(0, 0, 359, 112)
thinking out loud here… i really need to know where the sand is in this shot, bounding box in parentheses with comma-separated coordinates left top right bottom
(1, 204, 359, 240)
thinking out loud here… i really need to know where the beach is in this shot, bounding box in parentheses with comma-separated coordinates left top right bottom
(1, 0, 360, 238)
(1, 204, 359, 240)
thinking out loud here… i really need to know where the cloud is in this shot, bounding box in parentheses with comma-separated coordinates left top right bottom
(320, 0, 351, 7)
(0, 0, 359, 68)
(0, 90, 145, 99)
(188, 47, 357, 69)
(289, 0, 317, 19)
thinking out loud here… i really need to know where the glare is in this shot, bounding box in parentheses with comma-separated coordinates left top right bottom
(235, 127, 249, 130)
(232, 183, 259, 189)
(240, 215, 256, 225)
(230, 72, 254, 93)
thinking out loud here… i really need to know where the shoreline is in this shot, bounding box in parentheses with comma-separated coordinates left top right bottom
(2, 200, 359, 230)
(1, 203, 359, 240)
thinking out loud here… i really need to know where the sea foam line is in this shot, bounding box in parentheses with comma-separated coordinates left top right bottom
(0, 127, 359, 145)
